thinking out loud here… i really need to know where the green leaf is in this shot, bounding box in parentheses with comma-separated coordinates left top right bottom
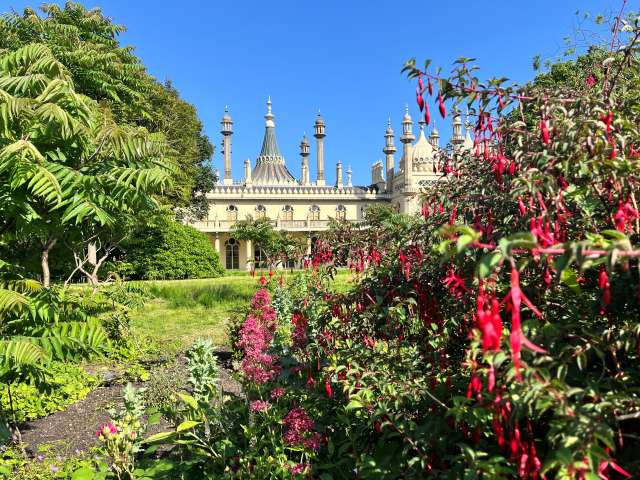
(72, 467, 96, 480)
(144, 431, 176, 444)
(560, 268, 581, 294)
(476, 251, 503, 278)
(176, 392, 198, 409)
(176, 420, 200, 432)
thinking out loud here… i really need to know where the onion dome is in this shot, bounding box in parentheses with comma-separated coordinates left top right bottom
(411, 121, 434, 162)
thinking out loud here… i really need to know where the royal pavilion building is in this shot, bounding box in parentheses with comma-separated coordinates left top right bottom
(189, 98, 473, 270)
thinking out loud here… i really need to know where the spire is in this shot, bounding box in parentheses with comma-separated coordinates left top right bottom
(265, 96, 274, 127)
(253, 98, 296, 185)
(346, 165, 352, 187)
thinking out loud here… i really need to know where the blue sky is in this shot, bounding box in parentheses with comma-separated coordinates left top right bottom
(6, 0, 631, 185)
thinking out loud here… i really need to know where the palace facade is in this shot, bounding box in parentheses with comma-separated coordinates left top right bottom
(189, 98, 472, 270)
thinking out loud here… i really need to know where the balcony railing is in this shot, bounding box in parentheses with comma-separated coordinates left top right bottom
(189, 218, 350, 232)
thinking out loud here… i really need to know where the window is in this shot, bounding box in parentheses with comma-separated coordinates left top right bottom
(226, 204, 238, 221)
(281, 205, 293, 221)
(335, 204, 346, 221)
(254, 245, 266, 268)
(309, 205, 320, 221)
(255, 204, 266, 219)
(225, 238, 239, 269)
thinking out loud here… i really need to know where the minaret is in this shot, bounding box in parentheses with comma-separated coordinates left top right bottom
(383, 117, 396, 193)
(401, 105, 415, 187)
(221, 106, 233, 185)
(346, 165, 352, 187)
(314, 112, 326, 186)
(451, 113, 464, 148)
(244, 158, 252, 185)
(300, 134, 310, 186)
(429, 123, 440, 149)
(335, 160, 343, 188)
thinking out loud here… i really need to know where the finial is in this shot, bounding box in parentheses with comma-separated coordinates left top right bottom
(418, 118, 426, 130)
(224, 105, 229, 112)
(405, 104, 409, 115)
(267, 96, 272, 115)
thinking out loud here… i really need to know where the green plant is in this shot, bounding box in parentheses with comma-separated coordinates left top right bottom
(0, 442, 98, 479)
(118, 217, 224, 280)
(142, 363, 185, 411)
(0, 362, 97, 422)
(186, 338, 220, 403)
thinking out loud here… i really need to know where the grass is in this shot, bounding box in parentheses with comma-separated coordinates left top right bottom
(129, 269, 355, 354)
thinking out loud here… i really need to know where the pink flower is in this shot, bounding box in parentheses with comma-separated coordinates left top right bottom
(249, 400, 271, 413)
(283, 407, 321, 450)
(270, 387, 285, 399)
(96, 423, 117, 438)
(289, 463, 309, 475)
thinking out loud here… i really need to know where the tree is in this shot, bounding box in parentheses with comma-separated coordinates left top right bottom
(0, 44, 173, 287)
(116, 216, 224, 280)
(233, 217, 306, 271)
(0, 3, 216, 218)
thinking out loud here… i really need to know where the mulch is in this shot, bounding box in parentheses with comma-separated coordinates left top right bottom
(18, 350, 242, 459)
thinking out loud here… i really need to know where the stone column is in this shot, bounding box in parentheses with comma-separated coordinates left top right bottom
(245, 239, 253, 271)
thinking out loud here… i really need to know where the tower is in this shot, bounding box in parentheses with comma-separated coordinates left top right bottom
(336, 160, 343, 188)
(314, 112, 326, 186)
(244, 158, 252, 185)
(401, 105, 415, 186)
(346, 165, 352, 187)
(300, 134, 310, 186)
(451, 113, 464, 148)
(429, 123, 440, 149)
(221, 106, 233, 185)
(383, 117, 396, 193)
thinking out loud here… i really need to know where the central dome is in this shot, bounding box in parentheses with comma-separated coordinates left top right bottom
(411, 124, 434, 163)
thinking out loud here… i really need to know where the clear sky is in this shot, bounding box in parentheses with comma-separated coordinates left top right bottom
(5, 0, 633, 185)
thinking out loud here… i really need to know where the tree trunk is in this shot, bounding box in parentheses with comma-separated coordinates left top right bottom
(41, 237, 57, 288)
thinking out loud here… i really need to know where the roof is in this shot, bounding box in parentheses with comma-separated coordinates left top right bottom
(252, 99, 297, 185)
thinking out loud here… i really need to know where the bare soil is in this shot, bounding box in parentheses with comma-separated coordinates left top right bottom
(18, 351, 241, 458)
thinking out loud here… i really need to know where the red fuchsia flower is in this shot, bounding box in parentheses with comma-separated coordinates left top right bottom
(259, 274, 266, 286)
(585, 74, 597, 87)
(476, 287, 502, 352)
(270, 387, 285, 399)
(518, 196, 527, 217)
(466, 372, 482, 400)
(416, 85, 425, 112)
(598, 458, 632, 479)
(506, 267, 547, 380)
(325, 380, 333, 398)
(427, 78, 433, 96)
(600, 110, 614, 134)
(599, 267, 611, 315)
(613, 198, 639, 232)
(438, 93, 446, 118)
(249, 400, 271, 413)
(539, 118, 550, 145)
(424, 103, 431, 125)
(443, 268, 468, 299)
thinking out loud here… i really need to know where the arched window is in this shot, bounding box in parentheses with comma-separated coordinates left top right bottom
(281, 205, 293, 221)
(226, 204, 238, 221)
(255, 204, 266, 219)
(309, 204, 320, 221)
(335, 204, 346, 221)
(225, 238, 239, 269)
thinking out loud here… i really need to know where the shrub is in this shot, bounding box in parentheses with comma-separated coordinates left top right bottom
(0, 363, 98, 422)
(117, 218, 224, 280)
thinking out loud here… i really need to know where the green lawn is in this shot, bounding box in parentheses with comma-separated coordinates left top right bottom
(130, 269, 355, 354)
